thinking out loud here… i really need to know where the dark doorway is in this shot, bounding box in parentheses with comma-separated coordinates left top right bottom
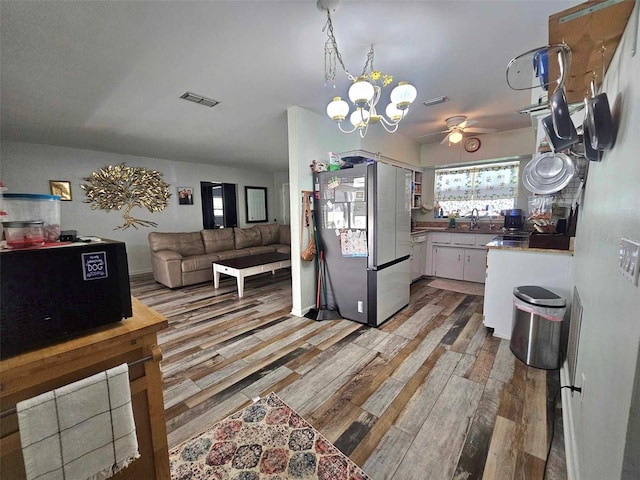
(201, 182, 238, 229)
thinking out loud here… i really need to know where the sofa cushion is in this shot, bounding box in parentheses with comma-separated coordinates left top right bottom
(201, 228, 235, 253)
(148, 232, 204, 256)
(181, 253, 221, 273)
(256, 224, 280, 246)
(234, 227, 261, 249)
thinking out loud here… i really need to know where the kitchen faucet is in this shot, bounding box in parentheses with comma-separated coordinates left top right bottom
(470, 208, 479, 230)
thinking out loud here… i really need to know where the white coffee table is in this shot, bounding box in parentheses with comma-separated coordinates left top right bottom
(213, 252, 291, 298)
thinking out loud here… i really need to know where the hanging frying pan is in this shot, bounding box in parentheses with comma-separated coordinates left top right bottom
(551, 48, 574, 139)
(522, 152, 576, 195)
(542, 114, 579, 152)
(585, 78, 614, 151)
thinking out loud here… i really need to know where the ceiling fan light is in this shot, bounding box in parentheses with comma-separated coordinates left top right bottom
(390, 81, 417, 110)
(350, 108, 370, 127)
(348, 78, 375, 107)
(327, 96, 350, 122)
(449, 130, 463, 144)
(385, 103, 405, 122)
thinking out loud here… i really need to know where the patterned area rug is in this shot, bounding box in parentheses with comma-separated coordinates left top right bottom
(428, 278, 485, 296)
(169, 392, 371, 480)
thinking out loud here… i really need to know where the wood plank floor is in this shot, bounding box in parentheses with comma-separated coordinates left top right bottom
(130, 271, 566, 480)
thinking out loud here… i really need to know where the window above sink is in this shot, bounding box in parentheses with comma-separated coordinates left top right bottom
(434, 160, 520, 218)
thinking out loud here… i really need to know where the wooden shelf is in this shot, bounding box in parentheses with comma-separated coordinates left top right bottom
(548, 0, 635, 103)
(412, 170, 423, 209)
(0, 298, 170, 480)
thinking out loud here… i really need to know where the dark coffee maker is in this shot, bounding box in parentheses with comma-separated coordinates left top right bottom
(501, 209, 524, 231)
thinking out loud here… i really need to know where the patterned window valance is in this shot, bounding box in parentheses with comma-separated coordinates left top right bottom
(435, 161, 519, 201)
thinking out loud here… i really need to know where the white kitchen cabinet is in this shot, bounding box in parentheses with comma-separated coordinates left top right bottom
(463, 248, 487, 283)
(433, 246, 487, 283)
(483, 248, 573, 339)
(428, 232, 491, 283)
(433, 246, 464, 280)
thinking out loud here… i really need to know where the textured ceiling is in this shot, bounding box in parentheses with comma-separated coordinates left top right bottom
(0, 0, 581, 171)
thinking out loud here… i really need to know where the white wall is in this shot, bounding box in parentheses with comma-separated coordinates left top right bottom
(272, 170, 289, 225)
(420, 127, 535, 166)
(286, 106, 421, 317)
(1, 141, 277, 274)
(413, 127, 535, 222)
(567, 6, 640, 478)
(286, 106, 359, 317)
(361, 126, 422, 167)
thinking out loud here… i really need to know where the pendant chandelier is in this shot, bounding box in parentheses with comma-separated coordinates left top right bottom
(319, 0, 417, 138)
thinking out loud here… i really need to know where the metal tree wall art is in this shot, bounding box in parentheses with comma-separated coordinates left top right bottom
(81, 163, 171, 229)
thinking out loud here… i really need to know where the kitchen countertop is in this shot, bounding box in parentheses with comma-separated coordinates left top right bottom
(485, 238, 574, 255)
(409, 228, 573, 255)
(411, 227, 499, 234)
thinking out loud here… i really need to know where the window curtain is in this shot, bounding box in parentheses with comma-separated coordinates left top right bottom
(435, 162, 519, 201)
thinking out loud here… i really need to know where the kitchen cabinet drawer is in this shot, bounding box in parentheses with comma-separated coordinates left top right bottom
(430, 233, 452, 244)
(451, 233, 476, 246)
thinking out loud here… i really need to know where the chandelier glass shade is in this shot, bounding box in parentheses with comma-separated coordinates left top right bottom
(448, 129, 463, 144)
(350, 108, 370, 128)
(326, 97, 349, 121)
(349, 78, 375, 106)
(319, 1, 417, 138)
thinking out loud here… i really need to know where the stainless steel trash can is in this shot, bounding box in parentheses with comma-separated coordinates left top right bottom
(510, 286, 566, 369)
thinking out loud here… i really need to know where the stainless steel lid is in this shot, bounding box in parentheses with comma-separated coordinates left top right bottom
(513, 285, 566, 307)
(523, 152, 575, 194)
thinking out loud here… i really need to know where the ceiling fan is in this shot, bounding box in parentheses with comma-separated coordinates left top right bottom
(419, 116, 497, 144)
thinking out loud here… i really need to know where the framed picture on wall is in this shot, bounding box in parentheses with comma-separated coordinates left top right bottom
(49, 180, 72, 201)
(178, 186, 194, 205)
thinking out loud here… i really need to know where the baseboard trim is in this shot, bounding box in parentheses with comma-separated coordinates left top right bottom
(561, 359, 580, 480)
(291, 303, 316, 318)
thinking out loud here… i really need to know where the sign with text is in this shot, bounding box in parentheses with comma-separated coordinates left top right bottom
(82, 251, 109, 280)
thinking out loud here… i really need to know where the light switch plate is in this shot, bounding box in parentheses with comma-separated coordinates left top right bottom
(619, 238, 640, 286)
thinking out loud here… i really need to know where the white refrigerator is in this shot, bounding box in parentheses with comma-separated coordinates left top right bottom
(314, 162, 411, 326)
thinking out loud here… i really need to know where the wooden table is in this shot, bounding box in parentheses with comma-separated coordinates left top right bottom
(0, 297, 170, 480)
(213, 252, 291, 298)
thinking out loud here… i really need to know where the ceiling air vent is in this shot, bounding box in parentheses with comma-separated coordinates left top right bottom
(180, 91, 220, 108)
(422, 96, 448, 107)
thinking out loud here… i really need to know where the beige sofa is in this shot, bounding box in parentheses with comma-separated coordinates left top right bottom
(148, 224, 291, 288)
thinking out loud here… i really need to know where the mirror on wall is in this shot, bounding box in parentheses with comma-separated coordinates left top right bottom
(245, 186, 268, 223)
